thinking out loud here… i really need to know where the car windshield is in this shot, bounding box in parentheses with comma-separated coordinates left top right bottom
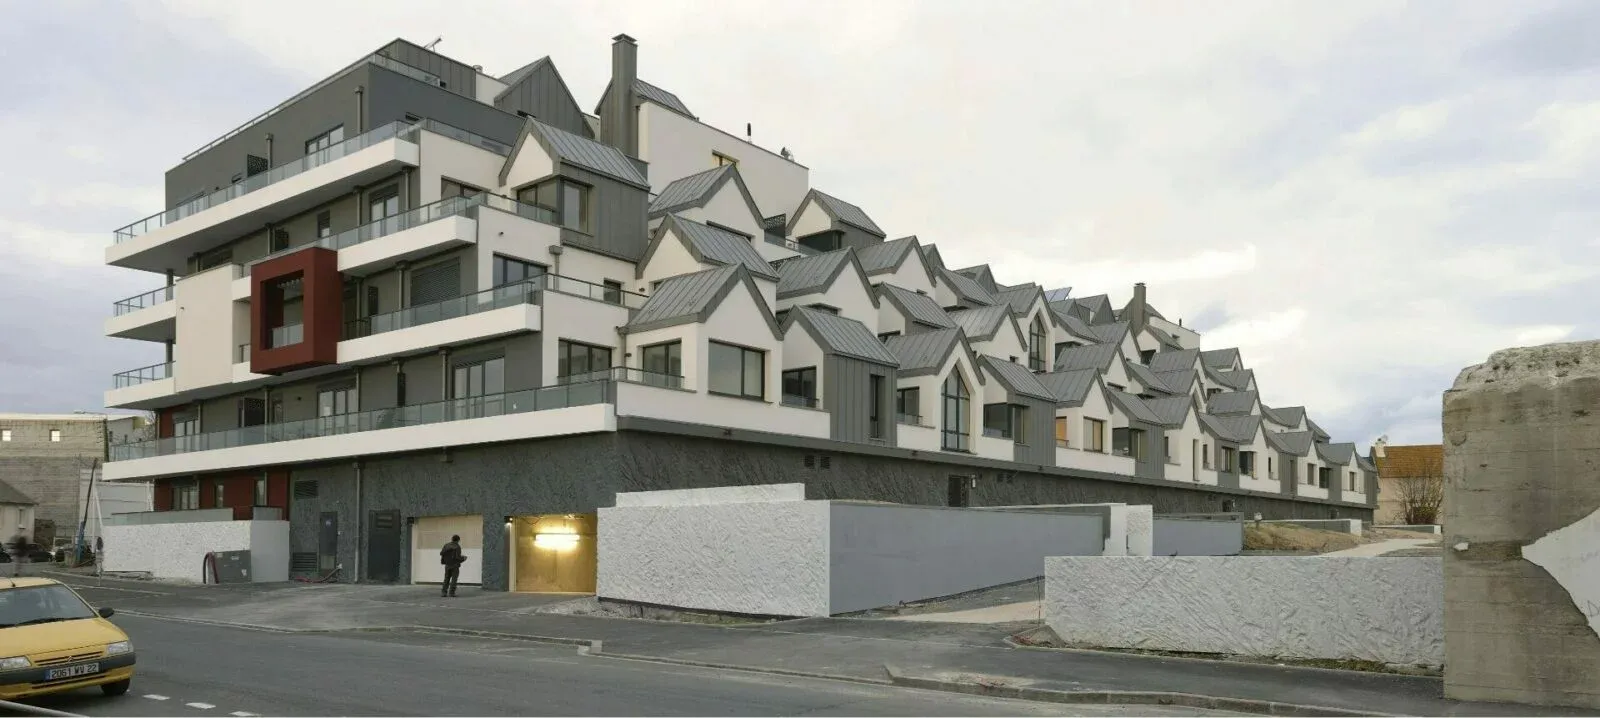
(0, 585, 97, 628)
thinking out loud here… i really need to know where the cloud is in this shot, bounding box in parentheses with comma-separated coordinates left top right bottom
(1513, 325, 1576, 346)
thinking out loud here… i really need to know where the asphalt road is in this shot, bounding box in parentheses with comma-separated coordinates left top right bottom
(17, 615, 1208, 717)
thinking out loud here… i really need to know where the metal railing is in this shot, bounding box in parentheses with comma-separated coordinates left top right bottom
(237, 343, 252, 363)
(896, 412, 922, 425)
(537, 273, 648, 309)
(109, 381, 614, 461)
(983, 426, 1012, 439)
(416, 118, 513, 156)
(245, 193, 480, 273)
(782, 394, 819, 409)
(112, 285, 174, 316)
(118, 121, 418, 243)
(559, 366, 683, 390)
(343, 279, 543, 340)
(112, 362, 172, 388)
(269, 323, 304, 348)
(765, 233, 819, 255)
(479, 193, 559, 226)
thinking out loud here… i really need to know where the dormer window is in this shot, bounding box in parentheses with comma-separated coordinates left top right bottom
(1140, 349, 1155, 364)
(1028, 317, 1046, 372)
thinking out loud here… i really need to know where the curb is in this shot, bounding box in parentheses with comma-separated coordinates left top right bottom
(1002, 633, 1443, 679)
(118, 611, 603, 652)
(581, 651, 893, 687)
(882, 665, 1394, 717)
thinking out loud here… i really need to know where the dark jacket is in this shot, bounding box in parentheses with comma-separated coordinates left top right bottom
(440, 541, 464, 567)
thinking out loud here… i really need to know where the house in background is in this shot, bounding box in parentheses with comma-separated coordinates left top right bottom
(1371, 438, 1444, 525)
(0, 479, 37, 544)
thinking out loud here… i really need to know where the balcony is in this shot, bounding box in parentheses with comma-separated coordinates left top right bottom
(896, 412, 923, 426)
(337, 280, 543, 365)
(243, 194, 485, 282)
(108, 121, 423, 273)
(104, 382, 617, 481)
(268, 323, 304, 348)
(782, 394, 819, 409)
(558, 367, 684, 390)
(105, 285, 176, 341)
(106, 362, 176, 407)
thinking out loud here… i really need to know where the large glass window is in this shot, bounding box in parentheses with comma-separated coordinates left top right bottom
(897, 387, 920, 424)
(561, 182, 592, 233)
(641, 341, 682, 377)
(441, 178, 485, 199)
(709, 341, 765, 399)
(318, 386, 358, 433)
(368, 186, 399, 225)
(1084, 418, 1106, 452)
(492, 254, 546, 288)
(941, 371, 970, 452)
(1055, 417, 1069, 447)
(453, 357, 506, 418)
(870, 375, 885, 439)
(781, 367, 817, 407)
(305, 125, 345, 154)
(1029, 317, 1046, 372)
(557, 340, 612, 382)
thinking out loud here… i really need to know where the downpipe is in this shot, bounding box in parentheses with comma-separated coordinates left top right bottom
(352, 460, 363, 582)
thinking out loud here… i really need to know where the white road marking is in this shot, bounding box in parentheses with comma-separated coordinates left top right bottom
(230, 712, 258, 717)
(185, 702, 216, 709)
(143, 694, 170, 700)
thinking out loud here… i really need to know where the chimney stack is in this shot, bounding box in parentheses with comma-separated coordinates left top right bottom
(601, 34, 639, 157)
(1130, 282, 1148, 330)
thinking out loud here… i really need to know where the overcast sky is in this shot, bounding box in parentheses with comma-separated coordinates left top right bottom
(3, 0, 1597, 447)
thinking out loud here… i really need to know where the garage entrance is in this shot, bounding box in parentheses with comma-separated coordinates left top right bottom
(510, 514, 597, 593)
(411, 515, 483, 586)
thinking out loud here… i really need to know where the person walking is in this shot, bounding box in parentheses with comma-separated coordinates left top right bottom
(439, 534, 465, 597)
(8, 533, 26, 577)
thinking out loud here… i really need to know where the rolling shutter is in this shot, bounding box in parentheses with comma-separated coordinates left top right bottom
(410, 260, 460, 307)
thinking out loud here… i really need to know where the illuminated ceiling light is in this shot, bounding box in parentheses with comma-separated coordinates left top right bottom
(533, 533, 580, 549)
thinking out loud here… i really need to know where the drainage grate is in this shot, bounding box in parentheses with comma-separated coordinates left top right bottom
(290, 553, 319, 573)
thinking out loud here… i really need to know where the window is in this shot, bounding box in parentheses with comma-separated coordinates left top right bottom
(1221, 446, 1236, 472)
(1268, 456, 1274, 476)
(173, 481, 199, 511)
(942, 371, 971, 452)
(878, 331, 901, 340)
(1163, 436, 1171, 461)
(270, 228, 289, 253)
(713, 151, 738, 167)
(983, 404, 1026, 442)
(517, 179, 561, 217)
(366, 286, 380, 317)
(492, 254, 546, 287)
(254, 474, 268, 507)
(1240, 451, 1255, 476)
(869, 375, 885, 439)
(317, 386, 357, 417)
(1348, 471, 1358, 491)
(781, 367, 817, 407)
(1203, 443, 1212, 469)
(1054, 417, 1069, 447)
(1207, 388, 1222, 398)
(641, 341, 683, 378)
(1140, 349, 1156, 365)
(561, 181, 592, 233)
(897, 387, 920, 423)
(557, 340, 613, 381)
(709, 342, 765, 399)
(1113, 427, 1144, 459)
(317, 211, 332, 239)
(1084, 418, 1106, 452)
(453, 357, 506, 398)
(1318, 466, 1331, 488)
(213, 479, 227, 509)
(1028, 317, 1046, 372)
(197, 246, 233, 271)
(49, 429, 62, 442)
(173, 413, 199, 438)
(305, 125, 345, 154)
(369, 186, 399, 223)
(441, 178, 484, 199)
(1305, 464, 1315, 485)
(603, 280, 623, 304)
(0, 430, 9, 442)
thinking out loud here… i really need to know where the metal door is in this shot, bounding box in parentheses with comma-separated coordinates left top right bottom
(947, 475, 971, 508)
(318, 512, 338, 572)
(366, 510, 401, 583)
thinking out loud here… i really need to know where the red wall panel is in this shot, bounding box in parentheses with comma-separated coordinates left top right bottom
(250, 247, 342, 375)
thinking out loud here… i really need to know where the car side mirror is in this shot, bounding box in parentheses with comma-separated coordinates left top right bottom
(98, 607, 115, 619)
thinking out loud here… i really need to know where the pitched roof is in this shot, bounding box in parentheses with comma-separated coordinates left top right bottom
(594, 78, 696, 119)
(1107, 390, 1164, 425)
(1317, 441, 1357, 465)
(1143, 395, 1196, 427)
(1375, 444, 1444, 479)
(1048, 303, 1102, 342)
(1262, 405, 1306, 427)
(0, 478, 36, 505)
(939, 268, 997, 306)
(775, 248, 856, 299)
(648, 165, 759, 217)
(1200, 348, 1241, 369)
(884, 328, 974, 377)
(1356, 454, 1378, 472)
(1126, 362, 1181, 396)
(1087, 320, 1130, 345)
(1154, 368, 1199, 394)
(953, 265, 999, 295)
(980, 356, 1056, 402)
(529, 119, 648, 188)
(1145, 325, 1185, 350)
(498, 57, 550, 85)
(1074, 294, 1115, 323)
(995, 283, 1046, 317)
(1213, 368, 1256, 390)
(1148, 348, 1200, 373)
(1265, 430, 1315, 456)
(1054, 342, 1119, 372)
(1306, 417, 1331, 440)
(1200, 413, 1260, 444)
(645, 215, 778, 280)
(784, 307, 898, 366)
(1036, 369, 1100, 406)
(801, 189, 885, 236)
(1207, 390, 1259, 416)
(856, 236, 921, 276)
(948, 304, 1016, 342)
(877, 284, 956, 329)
(626, 265, 778, 337)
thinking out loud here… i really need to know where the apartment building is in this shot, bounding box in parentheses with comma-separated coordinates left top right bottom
(100, 35, 1376, 591)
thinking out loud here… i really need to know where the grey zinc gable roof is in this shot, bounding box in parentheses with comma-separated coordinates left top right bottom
(807, 189, 885, 236)
(1267, 430, 1315, 456)
(1198, 413, 1259, 444)
(1049, 303, 1101, 342)
(1356, 453, 1378, 472)
(1107, 390, 1165, 425)
(919, 243, 946, 271)
(1126, 362, 1180, 396)
(1143, 395, 1196, 427)
(0, 478, 36, 505)
(1215, 368, 1256, 390)
(953, 265, 999, 295)
(1262, 405, 1306, 427)
(884, 328, 963, 375)
(1148, 348, 1200, 373)
(1037, 369, 1099, 406)
(878, 283, 957, 329)
(1207, 390, 1259, 416)
(594, 78, 696, 119)
(1318, 441, 1357, 465)
(1075, 294, 1114, 323)
(1146, 325, 1185, 350)
(939, 268, 997, 306)
(785, 307, 898, 366)
(1055, 342, 1119, 372)
(656, 215, 779, 280)
(1201, 348, 1241, 369)
(995, 283, 1046, 317)
(626, 264, 778, 336)
(980, 355, 1056, 402)
(1088, 320, 1131, 345)
(775, 248, 854, 299)
(528, 119, 649, 188)
(1306, 417, 1331, 440)
(857, 236, 917, 275)
(1154, 368, 1199, 394)
(649, 166, 730, 215)
(949, 304, 1014, 342)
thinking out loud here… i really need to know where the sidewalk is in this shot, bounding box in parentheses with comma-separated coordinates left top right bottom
(1322, 538, 1437, 557)
(53, 573, 1583, 717)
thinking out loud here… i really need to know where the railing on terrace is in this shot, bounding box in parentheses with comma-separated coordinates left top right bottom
(112, 362, 172, 388)
(237, 343, 251, 363)
(557, 367, 683, 390)
(983, 427, 1011, 439)
(416, 118, 513, 156)
(535, 272, 648, 309)
(782, 394, 819, 409)
(479, 193, 559, 225)
(342, 279, 543, 340)
(245, 193, 482, 273)
(113, 286, 174, 316)
(896, 412, 922, 425)
(269, 323, 304, 348)
(108, 380, 614, 461)
(765, 233, 819, 255)
(117, 121, 417, 243)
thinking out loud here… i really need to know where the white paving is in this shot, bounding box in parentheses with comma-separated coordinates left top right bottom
(887, 600, 1043, 624)
(1320, 538, 1436, 557)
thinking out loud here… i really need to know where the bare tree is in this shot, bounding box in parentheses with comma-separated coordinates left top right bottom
(1394, 453, 1445, 525)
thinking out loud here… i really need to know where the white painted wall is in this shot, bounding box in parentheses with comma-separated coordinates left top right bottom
(475, 74, 507, 104)
(173, 264, 239, 393)
(674, 179, 765, 241)
(1237, 426, 1280, 494)
(102, 519, 289, 583)
(970, 318, 1027, 364)
(896, 423, 939, 450)
(780, 265, 878, 332)
(417, 131, 505, 205)
(873, 252, 935, 295)
(624, 324, 699, 388)
(614, 483, 806, 507)
(499, 134, 556, 192)
(1162, 409, 1218, 486)
(1045, 556, 1444, 665)
(559, 246, 637, 291)
(78, 473, 153, 544)
(877, 297, 910, 336)
(1149, 316, 1200, 350)
(475, 204, 561, 290)
(541, 292, 627, 385)
(338, 304, 540, 366)
(700, 277, 783, 401)
(598, 498, 831, 616)
(1298, 453, 1329, 499)
(638, 104, 809, 220)
(614, 382, 830, 438)
(788, 198, 832, 239)
(782, 322, 827, 405)
(638, 228, 713, 289)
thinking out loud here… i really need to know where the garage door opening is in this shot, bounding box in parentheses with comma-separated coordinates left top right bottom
(511, 514, 596, 593)
(412, 515, 483, 586)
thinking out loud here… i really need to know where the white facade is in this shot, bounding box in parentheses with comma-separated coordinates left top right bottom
(637, 103, 809, 220)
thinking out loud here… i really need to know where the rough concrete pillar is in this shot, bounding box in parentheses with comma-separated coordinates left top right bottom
(1442, 340, 1600, 709)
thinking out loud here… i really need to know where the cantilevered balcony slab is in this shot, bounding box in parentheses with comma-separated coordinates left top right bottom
(339, 302, 542, 365)
(105, 286, 176, 342)
(107, 123, 420, 274)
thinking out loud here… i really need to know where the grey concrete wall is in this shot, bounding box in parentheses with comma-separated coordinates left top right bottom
(1153, 517, 1242, 556)
(0, 418, 105, 531)
(828, 501, 1102, 614)
(1442, 340, 1600, 710)
(1264, 518, 1362, 535)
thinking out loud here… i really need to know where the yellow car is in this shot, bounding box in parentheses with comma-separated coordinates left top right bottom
(0, 577, 136, 701)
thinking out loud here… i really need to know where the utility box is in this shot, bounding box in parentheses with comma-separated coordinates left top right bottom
(212, 550, 253, 584)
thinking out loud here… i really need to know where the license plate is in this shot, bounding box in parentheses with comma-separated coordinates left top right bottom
(45, 663, 100, 681)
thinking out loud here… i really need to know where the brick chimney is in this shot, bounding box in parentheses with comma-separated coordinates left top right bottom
(601, 34, 639, 157)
